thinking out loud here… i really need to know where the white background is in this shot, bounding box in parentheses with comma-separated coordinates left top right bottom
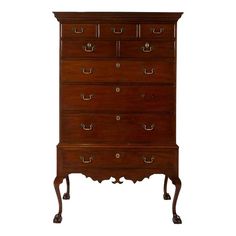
(0, 0, 236, 235)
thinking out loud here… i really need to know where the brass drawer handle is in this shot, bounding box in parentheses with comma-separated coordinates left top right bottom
(83, 43, 95, 53)
(80, 94, 94, 101)
(73, 27, 84, 34)
(82, 68, 93, 75)
(81, 123, 93, 131)
(112, 27, 124, 34)
(143, 156, 155, 164)
(80, 156, 93, 164)
(144, 68, 154, 75)
(143, 124, 155, 131)
(141, 42, 152, 53)
(151, 27, 164, 35)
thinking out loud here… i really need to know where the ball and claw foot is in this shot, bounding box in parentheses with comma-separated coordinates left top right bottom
(163, 193, 171, 200)
(53, 214, 62, 223)
(172, 214, 182, 224)
(63, 192, 70, 200)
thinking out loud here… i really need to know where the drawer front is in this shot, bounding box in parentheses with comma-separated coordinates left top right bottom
(100, 24, 137, 39)
(61, 85, 175, 112)
(61, 40, 116, 58)
(62, 24, 97, 38)
(121, 41, 174, 58)
(61, 113, 175, 144)
(61, 60, 175, 83)
(141, 24, 174, 39)
(61, 148, 177, 171)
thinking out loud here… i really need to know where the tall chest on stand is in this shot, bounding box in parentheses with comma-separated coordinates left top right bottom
(53, 12, 183, 224)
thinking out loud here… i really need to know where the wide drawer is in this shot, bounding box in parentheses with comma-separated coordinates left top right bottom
(60, 148, 178, 171)
(61, 85, 175, 112)
(61, 40, 116, 58)
(60, 113, 175, 144)
(121, 41, 174, 58)
(62, 24, 97, 38)
(61, 60, 175, 83)
(100, 24, 137, 39)
(140, 24, 174, 39)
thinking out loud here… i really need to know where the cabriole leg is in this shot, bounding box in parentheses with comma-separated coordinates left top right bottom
(63, 175, 70, 200)
(171, 177, 182, 224)
(163, 175, 171, 200)
(53, 176, 64, 223)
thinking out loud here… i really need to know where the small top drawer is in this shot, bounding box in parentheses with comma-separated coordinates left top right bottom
(62, 24, 97, 38)
(100, 24, 137, 39)
(141, 24, 174, 40)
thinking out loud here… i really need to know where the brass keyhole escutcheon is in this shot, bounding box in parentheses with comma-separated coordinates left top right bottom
(116, 87, 120, 93)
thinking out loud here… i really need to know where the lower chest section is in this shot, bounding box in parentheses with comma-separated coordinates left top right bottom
(58, 146, 178, 176)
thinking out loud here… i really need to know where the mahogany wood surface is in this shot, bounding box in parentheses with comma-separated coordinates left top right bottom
(61, 60, 175, 83)
(53, 12, 183, 224)
(62, 24, 97, 38)
(61, 148, 178, 172)
(140, 24, 175, 39)
(120, 41, 174, 58)
(60, 113, 175, 144)
(100, 24, 137, 39)
(61, 84, 175, 112)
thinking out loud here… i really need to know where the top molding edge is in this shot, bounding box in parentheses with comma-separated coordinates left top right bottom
(53, 12, 183, 23)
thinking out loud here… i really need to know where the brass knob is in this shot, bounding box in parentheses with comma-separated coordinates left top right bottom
(116, 62, 120, 68)
(115, 153, 120, 158)
(116, 115, 120, 121)
(116, 87, 120, 93)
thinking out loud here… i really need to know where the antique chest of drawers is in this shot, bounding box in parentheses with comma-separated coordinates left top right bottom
(53, 12, 183, 224)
